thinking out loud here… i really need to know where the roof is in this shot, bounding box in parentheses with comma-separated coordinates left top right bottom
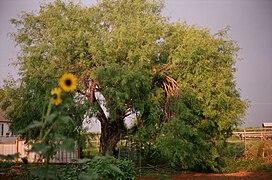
(262, 122, 272, 127)
(0, 109, 8, 122)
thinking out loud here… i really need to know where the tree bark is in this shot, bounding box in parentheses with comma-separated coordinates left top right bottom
(82, 79, 127, 156)
(100, 119, 126, 155)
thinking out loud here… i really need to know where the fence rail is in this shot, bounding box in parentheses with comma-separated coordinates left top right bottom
(232, 128, 272, 139)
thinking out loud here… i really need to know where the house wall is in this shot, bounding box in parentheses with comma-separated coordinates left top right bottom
(0, 122, 9, 136)
(0, 122, 16, 143)
(1, 108, 16, 143)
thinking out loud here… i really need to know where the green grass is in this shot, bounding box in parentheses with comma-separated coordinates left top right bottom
(223, 157, 272, 173)
(225, 142, 244, 157)
(222, 140, 272, 173)
(252, 162, 272, 172)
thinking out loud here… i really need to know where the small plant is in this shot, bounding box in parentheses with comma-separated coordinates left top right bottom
(4, 73, 135, 179)
(252, 162, 272, 172)
(0, 161, 15, 168)
(56, 157, 136, 179)
(16, 73, 81, 179)
(224, 142, 244, 158)
(80, 156, 136, 180)
(21, 157, 28, 164)
(58, 163, 84, 180)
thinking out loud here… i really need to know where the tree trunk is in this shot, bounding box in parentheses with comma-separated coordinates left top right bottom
(82, 79, 127, 156)
(100, 119, 126, 155)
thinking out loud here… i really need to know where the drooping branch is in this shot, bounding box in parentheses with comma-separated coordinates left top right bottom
(163, 76, 179, 97)
(77, 77, 108, 124)
(121, 104, 133, 120)
(162, 75, 179, 121)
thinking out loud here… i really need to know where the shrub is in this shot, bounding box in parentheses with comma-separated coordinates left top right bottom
(252, 162, 272, 172)
(224, 142, 244, 158)
(58, 156, 136, 179)
(82, 156, 136, 180)
(0, 161, 15, 168)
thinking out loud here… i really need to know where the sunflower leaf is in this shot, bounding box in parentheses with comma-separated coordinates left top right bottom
(45, 113, 57, 124)
(60, 115, 73, 124)
(18, 121, 43, 133)
(108, 164, 124, 175)
(59, 138, 74, 152)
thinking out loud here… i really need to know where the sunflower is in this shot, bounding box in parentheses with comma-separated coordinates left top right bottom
(59, 73, 77, 92)
(51, 87, 62, 105)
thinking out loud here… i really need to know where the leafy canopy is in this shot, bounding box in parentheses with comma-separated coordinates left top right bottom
(2, 0, 248, 171)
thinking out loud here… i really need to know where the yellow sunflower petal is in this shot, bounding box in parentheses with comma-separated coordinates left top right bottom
(50, 87, 62, 105)
(59, 73, 77, 92)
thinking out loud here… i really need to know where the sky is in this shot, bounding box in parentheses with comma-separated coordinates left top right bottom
(0, 0, 271, 129)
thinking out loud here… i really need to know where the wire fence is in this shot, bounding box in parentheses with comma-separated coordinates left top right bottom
(231, 128, 272, 158)
(117, 135, 141, 166)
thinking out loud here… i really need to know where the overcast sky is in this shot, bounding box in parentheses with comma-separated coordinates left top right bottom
(0, 0, 271, 128)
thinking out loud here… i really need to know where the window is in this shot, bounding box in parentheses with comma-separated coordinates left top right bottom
(1, 124, 3, 136)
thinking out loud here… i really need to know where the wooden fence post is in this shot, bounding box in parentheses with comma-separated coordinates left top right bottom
(244, 129, 246, 152)
(16, 138, 19, 162)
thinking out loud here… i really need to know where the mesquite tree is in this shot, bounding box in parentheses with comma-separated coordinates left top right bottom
(3, 0, 248, 164)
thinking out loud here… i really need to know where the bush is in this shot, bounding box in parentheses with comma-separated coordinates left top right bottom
(224, 142, 244, 158)
(82, 156, 136, 180)
(252, 162, 272, 172)
(0, 161, 15, 168)
(58, 156, 136, 179)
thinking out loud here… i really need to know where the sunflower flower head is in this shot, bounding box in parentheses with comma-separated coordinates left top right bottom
(59, 73, 77, 92)
(51, 87, 62, 105)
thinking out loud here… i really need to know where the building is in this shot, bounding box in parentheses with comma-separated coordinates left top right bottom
(262, 122, 272, 128)
(0, 109, 16, 143)
(0, 109, 79, 163)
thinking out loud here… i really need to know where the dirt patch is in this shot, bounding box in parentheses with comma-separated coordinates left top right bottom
(175, 172, 272, 179)
(137, 172, 272, 180)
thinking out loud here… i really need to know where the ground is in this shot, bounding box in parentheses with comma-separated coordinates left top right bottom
(138, 171, 272, 180)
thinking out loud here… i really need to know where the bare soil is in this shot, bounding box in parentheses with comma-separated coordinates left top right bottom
(137, 171, 272, 180)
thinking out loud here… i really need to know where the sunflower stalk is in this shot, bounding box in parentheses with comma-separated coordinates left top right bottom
(26, 73, 78, 179)
(39, 102, 52, 140)
(41, 120, 56, 142)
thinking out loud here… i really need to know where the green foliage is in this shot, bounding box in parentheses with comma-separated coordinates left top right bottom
(30, 165, 59, 179)
(224, 142, 244, 158)
(1, 75, 88, 141)
(252, 163, 272, 172)
(137, 24, 249, 171)
(222, 156, 264, 173)
(81, 156, 136, 180)
(140, 84, 247, 172)
(0, 161, 16, 168)
(58, 164, 86, 180)
(3, 0, 248, 172)
(81, 133, 100, 158)
(138, 142, 169, 166)
(221, 140, 272, 173)
(17, 89, 87, 161)
(57, 157, 136, 179)
(93, 64, 152, 119)
(0, 153, 19, 162)
(0, 88, 5, 101)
